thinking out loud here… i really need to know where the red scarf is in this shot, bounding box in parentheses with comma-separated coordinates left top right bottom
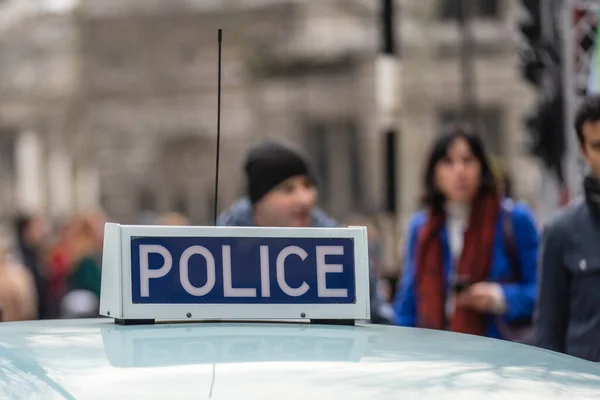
(415, 193, 500, 336)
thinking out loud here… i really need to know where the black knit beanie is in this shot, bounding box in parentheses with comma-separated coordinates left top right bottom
(244, 140, 317, 204)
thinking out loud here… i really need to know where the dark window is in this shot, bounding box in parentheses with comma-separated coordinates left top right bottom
(479, 0, 500, 19)
(138, 189, 155, 211)
(384, 130, 397, 214)
(437, 105, 505, 157)
(2, 127, 18, 175)
(439, 0, 458, 20)
(304, 119, 364, 216)
(347, 120, 363, 211)
(438, 0, 501, 21)
(305, 122, 330, 203)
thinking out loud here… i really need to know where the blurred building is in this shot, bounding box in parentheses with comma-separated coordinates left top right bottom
(74, 0, 385, 225)
(0, 0, 81, 239)
(0, 0, 542, 240)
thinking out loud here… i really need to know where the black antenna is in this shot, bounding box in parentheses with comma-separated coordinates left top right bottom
(213, 28, 223, 226)
(209, 28, 222, 399)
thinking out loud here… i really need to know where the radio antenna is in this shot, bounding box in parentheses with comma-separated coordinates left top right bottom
(209, 33, 222, 398)
(213, 28, 223, 226)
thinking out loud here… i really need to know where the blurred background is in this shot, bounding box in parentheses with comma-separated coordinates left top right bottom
(0, 0, 594, 318)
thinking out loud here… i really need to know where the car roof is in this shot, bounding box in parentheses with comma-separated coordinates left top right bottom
(1, 318, 600, 399)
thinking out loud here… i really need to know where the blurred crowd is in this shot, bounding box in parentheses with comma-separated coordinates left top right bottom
(0, 129, 537, 327)
(0, 208, 193, 321)
(1, 210, 104, 320)
(3, 94, 600, 365)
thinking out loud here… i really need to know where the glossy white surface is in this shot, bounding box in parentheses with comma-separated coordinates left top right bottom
(0, 319, 599, 399)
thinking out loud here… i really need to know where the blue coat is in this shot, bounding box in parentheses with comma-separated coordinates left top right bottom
(392, 199, 540, 339)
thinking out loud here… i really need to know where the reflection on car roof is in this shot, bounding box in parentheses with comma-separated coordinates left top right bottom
(0, 318, 600, 399)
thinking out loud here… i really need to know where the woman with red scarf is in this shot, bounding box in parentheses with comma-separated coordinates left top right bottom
(392, 127, 539, 340)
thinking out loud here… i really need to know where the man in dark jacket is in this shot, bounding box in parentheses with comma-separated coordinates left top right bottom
(14, 213, 49, 319)
(217, 140, 393, 324)
(533, 94, 600, 361)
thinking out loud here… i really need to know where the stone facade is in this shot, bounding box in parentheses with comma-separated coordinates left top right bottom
(0, 4, 80, 238)
(78, 0, 382, 224)
(0, 0, 542, 245)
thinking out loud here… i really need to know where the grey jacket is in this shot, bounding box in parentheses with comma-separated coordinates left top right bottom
(533, 198, 600, 361)
(217, 198, 338, 228)
(217, 198, 393, 324)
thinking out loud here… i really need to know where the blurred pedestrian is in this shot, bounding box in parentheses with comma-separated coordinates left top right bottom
(45, 218, 77, 318)
(392, 126, 539, 340)
(0, 241, 37, 322)
(64, 210, 106, 313)
(14, 212, 49, 319)
(217, 140, 393, 324)
(533, 95, 600, 361)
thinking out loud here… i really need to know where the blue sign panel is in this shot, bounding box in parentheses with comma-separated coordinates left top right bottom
(130, 236, 356, 304)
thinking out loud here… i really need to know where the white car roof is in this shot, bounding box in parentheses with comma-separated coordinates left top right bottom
(0, 318, 600, 399)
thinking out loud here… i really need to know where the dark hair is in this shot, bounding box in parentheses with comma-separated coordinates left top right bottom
(14, 213, 31, 237)
(575, 94, 600, 146)
(500, 174, 513, 199)
(421, 125, 497, 212)
(13, 213, 32, 248)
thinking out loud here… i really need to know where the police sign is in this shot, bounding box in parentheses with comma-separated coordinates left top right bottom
(132, 236, 356, 304)
(99, 224, 370, 323)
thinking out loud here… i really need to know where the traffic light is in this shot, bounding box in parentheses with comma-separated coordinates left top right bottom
(516, 0, 543, 87)
(518, 0, 566, 184)
(524, 84, 566, 183)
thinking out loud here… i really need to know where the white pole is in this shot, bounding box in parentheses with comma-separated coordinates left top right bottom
(376, 55, 398, 129)
(15, 130, 44, 213)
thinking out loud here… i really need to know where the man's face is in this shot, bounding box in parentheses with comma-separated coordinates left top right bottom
(254, 175, 318, 227)
(26, 215, 47, 246)
(581, 121, 600, 179)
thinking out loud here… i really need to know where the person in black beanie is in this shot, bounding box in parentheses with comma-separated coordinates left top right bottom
(14, 213, 49, 319)
(217, 139, 394, 324)
(218, 140, 335, 228)
(533, 94, 600, 362)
